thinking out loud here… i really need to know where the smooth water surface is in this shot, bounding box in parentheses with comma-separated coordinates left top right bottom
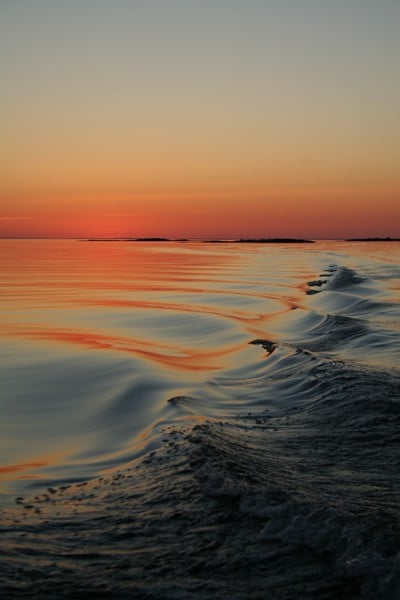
(0, 239, 303, 498)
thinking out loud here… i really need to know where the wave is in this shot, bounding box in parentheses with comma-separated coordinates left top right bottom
(1, 246, 400, 598)
(1, 353, 399, 598)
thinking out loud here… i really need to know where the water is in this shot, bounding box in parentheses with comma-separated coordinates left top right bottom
(0, 239, 399, 598)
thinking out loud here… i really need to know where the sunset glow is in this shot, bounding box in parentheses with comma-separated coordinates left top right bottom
(1, 1, 399, 239)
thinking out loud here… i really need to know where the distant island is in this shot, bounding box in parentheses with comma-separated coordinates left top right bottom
(235, 238, 314, 244)
(132, 237, 315, 243)
(84, 238, 132, 242)
(131, 237, 171, 242)
(84, 237, 188, 242)
(205, 238, 314, 244)
(346, 237, 400, 242)
(82, 237, 314, 243)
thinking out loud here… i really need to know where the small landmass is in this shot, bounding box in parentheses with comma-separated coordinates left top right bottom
(83, 237, 190, 242)
(346, 237, 400, 242)
(131, 237, 171, 242)
(236, 238, 314, 244)
(82, 237, 315, 244)
(204, 238, 314, 244)
(83, 238, 132, 242)
(131, 237, 189, 242)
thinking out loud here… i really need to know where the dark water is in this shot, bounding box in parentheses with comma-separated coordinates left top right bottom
(0, 239, 399, 598)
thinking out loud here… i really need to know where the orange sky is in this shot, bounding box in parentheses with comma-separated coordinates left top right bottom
(1, 1, 399, 239)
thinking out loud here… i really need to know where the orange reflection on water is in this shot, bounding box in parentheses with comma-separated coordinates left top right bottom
(0, 239, 250, 309)
(3, 323, 245, 371)
(0, 462, 46, 477)
(0, 446, 76, 487)
(81, 296, 268, 323)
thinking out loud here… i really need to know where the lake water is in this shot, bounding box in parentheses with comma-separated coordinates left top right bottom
(1, 239, 399, 598)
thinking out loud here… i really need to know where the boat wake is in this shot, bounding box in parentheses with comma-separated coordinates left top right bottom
(1, 250, 400, 599)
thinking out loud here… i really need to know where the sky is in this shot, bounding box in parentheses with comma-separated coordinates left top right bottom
(1, 0, 399, 239)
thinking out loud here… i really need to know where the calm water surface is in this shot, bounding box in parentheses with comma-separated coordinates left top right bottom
(0, 240, 303, 497)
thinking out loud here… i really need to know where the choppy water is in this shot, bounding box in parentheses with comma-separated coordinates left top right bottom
(0, 239, 399, 599)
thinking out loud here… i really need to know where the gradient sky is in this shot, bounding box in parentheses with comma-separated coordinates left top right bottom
(1, 0, 399, 238)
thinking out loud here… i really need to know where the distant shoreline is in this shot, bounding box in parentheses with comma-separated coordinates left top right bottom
(2, 237, 399, 243)
(346, 237, 400, 242)
(83, 237, 315, 244)
(205, 238, 315, 244)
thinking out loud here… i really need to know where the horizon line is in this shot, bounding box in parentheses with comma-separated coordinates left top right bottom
(1, 235, 399, 242)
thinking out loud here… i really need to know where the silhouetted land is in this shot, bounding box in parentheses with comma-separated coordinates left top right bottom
(84, 238, 133, 242)
(346, 237, 400, 242)
(132, 237, 171, 241)
(237, 238, 314, 243)
(83, 237, 314, 243)
(84, 237, 177, 242)
(205, 238, 314, 244)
